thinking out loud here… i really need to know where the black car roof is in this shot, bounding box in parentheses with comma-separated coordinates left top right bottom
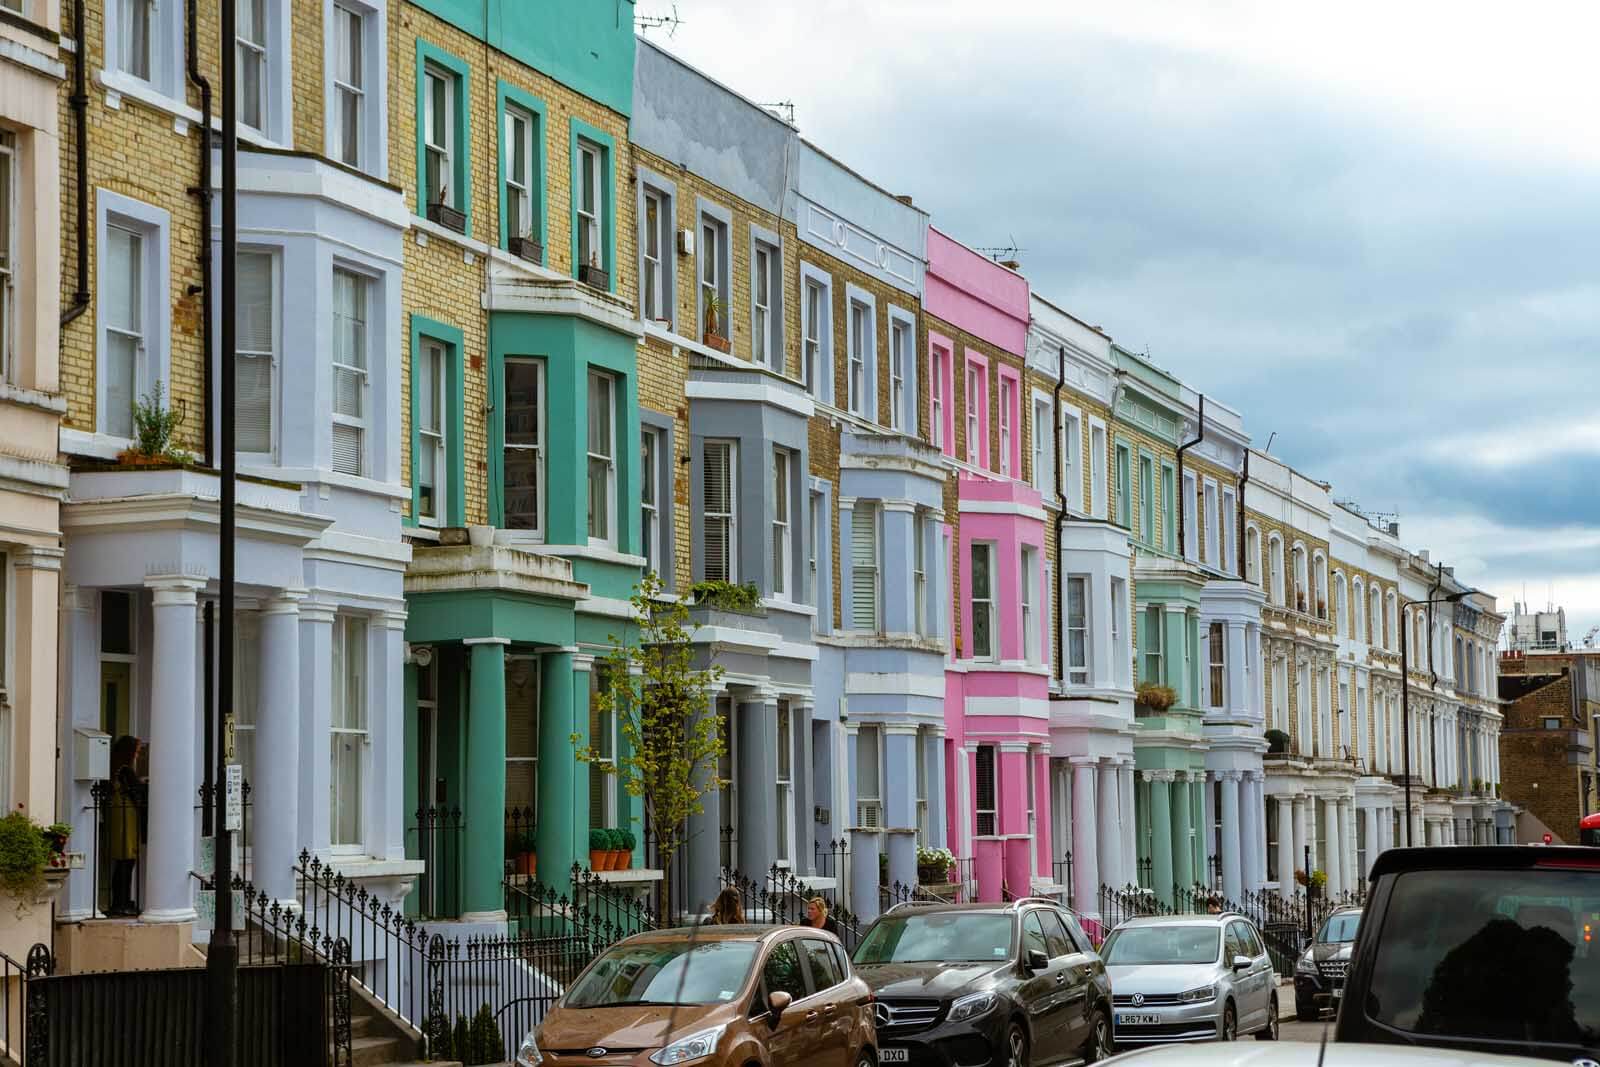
(1367, 844, 1600, 880)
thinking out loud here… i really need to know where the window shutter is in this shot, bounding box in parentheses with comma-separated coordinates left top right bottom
(332, 423, 363, 475)
(855, 726, 881, 828)
(850, 504, 878, 631)
(703, 442, 732, 582)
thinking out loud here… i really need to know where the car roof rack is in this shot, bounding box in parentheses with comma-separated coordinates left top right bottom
(1010, 896, 1066, 908)
(885, 899, 942, 913)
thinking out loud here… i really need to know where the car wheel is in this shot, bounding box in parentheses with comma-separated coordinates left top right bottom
(1006, 1022, 1029, 1067)
(1220, 1001, 1237, 1041)
(856, 1053, 874, 1067)
(1083, 1008, 1114, 1062)
(1255, 995, 1279, 1040)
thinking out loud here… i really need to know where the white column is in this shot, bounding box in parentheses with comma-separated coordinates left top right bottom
(298, 599, 337, 855)
(142, 576, 205, 923)
(62, 584, 102, 920)
(1410, 805, 1424, 849)
(1220, 771, 1242, 901)
(373, 610, 409, 859)
(1362, 805, 1379, 878)
(1324, 798, 1343, 896)
(1119, 763, 1136, 888)
(1340, 798, 1357, 891)
(1277, 796, 1295, 899)
(1097, 758, 1122, 893)
(1071, 759, 1099, 915)
(253, 591, 304, 903)
(1251, 774, 1269, 890)
(1291, 796, 1308, 883)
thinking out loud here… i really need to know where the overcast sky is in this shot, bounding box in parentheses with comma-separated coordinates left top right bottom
(650, 0, 1600, 646)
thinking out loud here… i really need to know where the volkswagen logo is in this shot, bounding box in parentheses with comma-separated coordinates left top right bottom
(874, 1002, 895, 1027)
(586, 1049, 608, 1059)
(1131, 993, 1145, 1006)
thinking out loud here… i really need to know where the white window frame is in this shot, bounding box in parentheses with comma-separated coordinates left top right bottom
(1221, 488, 1237, 576)
(323, 0, 385, 176)
(887, 305, 916, 434)
(586, 370, 617, 548)
(1143, 604, 1165, 686)
(116, 0, 157, 81)
(1352, 578, 1366, 642)
(641, 427, 661, 579)
(503, 357, 545, 538)
(775, 703, 794, 865)
(799, 264, 832, 398)
(772, 449, 792, 602)
(236, 0, 269, 134)
(970, 541, 996, 661)
(1204, 480, 1220, 570)
(914, 729, 929, 846)
(235, 248, 279, 459)
(330, 614, 368, 852)
(95, 192, 171, 445)
(416, 338, 447, 525)
(845, 285, 876, 421)
(702, 440, 738, 583)
(850, 501, 880, 633)
(422, 63, 456, 209)
(750, 229, 782, 371)
(1208, 620, 1226, 709)
(696, 201, 731, 341)
(913, 511, 928, 637)
(503, 103, 535, 243)
(1268, 534, 1284, 606)
(1110, 576, 1126, 686)
(588, 666, 618, 832)
(974, 744, 997, 836)
(638, 175, 674, 325)
(998, 377, 1014, 478)
(1066, 574, 1090, 686)
(1182, 471, 1198, 560)
(1089, 418, 1108, 519)
(107, 0, 183, 98)
(855, 724, 882, 828)
(330, 265, 370, 476)
(930, 343, 949, 451)
(1020, 545, 1039, 664)
(0, 132, 14, 385)
(1030, 393, 1051, 494)
(576, 139, 604, 274)
(965, 363, 982, 466)
(1246, 525, 1261, 586)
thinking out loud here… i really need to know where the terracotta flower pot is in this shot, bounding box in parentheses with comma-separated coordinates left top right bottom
(514, 851, 535, 877)
(612, 849, 628, 871)
(589, 849, 608, 872)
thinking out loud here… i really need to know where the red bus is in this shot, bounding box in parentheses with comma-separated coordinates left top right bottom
(1581, 811, 1600, 847)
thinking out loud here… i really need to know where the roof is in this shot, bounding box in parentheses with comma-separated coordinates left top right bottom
(1368, 845, 1600, 880)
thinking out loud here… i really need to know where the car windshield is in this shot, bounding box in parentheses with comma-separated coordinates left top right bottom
(1102, 925, 1221, 966)
(564, 940, 759, 1009)
(1318, 912, 1362, 943)
(1367, 868, 1600, 1050)
(853, 912, 1013, 964)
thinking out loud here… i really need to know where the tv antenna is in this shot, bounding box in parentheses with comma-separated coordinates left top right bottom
(974, 238, 1024, 267)
(761, 100, 796, 124)
(635, 4, 683, 36)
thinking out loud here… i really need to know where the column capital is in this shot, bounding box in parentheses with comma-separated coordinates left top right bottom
(1221, 769, 1243, 782)
(299, 598, 339, 624)
(571, 651, 596, 671)
(404, 643, 434, 667)
(377, 609, 409, 631)
(145, 574, 205, 604)
(61, 582, 94, 612)
(11, 545, 63, 571)
(1068, 755, 1100, 768)
(1142, 769, 1177, 783)
(882, 723, 921, 737)
(260, 588, 308, 616)
(463, 636, 512, 647)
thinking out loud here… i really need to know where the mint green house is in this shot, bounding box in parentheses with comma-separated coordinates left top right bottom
(398, 0, 646, 925)
(1113, 347, 1211, 905)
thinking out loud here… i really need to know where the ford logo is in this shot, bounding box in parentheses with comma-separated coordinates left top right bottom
(1132, 993, 1145, 1006)
(587, 1049, 608, 1059)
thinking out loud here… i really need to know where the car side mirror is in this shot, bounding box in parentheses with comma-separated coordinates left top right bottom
(1232, 954, 1252, 971)
(1025, 949, 1049, 973)
(767, 990, 792, 1024)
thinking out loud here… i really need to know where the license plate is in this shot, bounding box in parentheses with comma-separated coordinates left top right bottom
(879, 1049, 909, 1063)
(1116, 1013, 1161, 1026)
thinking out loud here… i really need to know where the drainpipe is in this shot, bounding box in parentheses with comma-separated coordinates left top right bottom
(1175, 395, 1204, 559)
(1236, 451, 1250, 577)
(187, 0, 215, 464)
(1052, 344, 1067, 684)
(1108, 369, 1127, 529)
(60, 0, 90, 327)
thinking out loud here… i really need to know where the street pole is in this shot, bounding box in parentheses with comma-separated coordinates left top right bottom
(1401, 618, 1411, 847)
(207, 0, 239, 1060)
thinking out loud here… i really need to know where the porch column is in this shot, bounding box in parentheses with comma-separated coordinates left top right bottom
(1276, 795, 1295, 899)
(253, 590, 304, 903)
(1244, 772, 1267, 892)
(1220, 771, 1242, 901)
(1409, 805, 1424, 849)
(1291, 795, 1308, 884)
(10, 548, 59, 823)
(1096, 758, 1122, 895)
(1324, 798, 1343, 897)
(1119, 763, 1136, 888)
(737, 691, 779, 880)
(142, 576, 205, 923)
(1191, 774, 1207, 885)
(924, 727, 947, 851)
(372, 611, 408, 861)
(463, 638, 509, 921)
(793, 702, 815, 874)
(1340, 798, 1358, 886)
(1148, 772, 1174, 905)
(884, 725, 918, 892)
(685, 689, 724, 916)
(1071, 758, 1098, 914)
(1172, 772, 1195, 892)
(297, 599, 336, 854)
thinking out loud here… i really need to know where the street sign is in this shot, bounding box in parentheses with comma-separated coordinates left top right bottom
(225, 764, 243, 832)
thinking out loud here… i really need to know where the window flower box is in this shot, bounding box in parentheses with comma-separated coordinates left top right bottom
(579, 263, 610, 291)
(426, 200, 466, 234)
(508, 236, 543, 264)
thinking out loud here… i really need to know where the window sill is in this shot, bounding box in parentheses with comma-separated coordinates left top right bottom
(245, 464, 410, 501)
(96, 68, 292, 149)
(60, 427, 130, 459)
(0, 381, 67, 415)
(504, 538, 646, 570)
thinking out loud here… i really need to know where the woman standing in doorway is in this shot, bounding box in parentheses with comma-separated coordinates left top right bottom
(108, 735, 145, 916)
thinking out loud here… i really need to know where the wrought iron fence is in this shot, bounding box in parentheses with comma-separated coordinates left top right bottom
(1096, 883, 1174, 932)
(718, 864, 865, 952)
(1052, 852, 1074, 907)
(408, 805, 465, 920)
(88, 777, 148, 917)
(0, 943, 53, 1065)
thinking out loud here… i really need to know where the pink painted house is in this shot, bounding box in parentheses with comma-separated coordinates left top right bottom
(925, 229, 1055, 900)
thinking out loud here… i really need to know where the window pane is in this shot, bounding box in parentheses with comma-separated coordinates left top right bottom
(106, 226, 141, 332)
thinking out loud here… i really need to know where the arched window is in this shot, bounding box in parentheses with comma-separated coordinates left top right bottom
(1267, 533, 1284, 605)
(1333, 573, 1346, 634)
(1245, 526, 1261, 586)
(1372, 586, 1384, 648)
(1314, 554, 1328, 620)
(1291, 543, 1309, 613)
(1386, 591, 1398, 653)
(1351, 577, 1365, 642)
(1414, 610, 1425, 661)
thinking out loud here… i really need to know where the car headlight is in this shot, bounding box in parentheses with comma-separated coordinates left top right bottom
(649, 1024, 727, 1065)
(1296, 951, 1317, 975)
(515, 1032, 542, 1066)
(1177, 985, 1217, 1003)
(947, 991, 999, 1022)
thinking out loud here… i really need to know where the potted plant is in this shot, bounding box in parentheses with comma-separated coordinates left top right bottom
(702, 291, 730, 353)
(916, 846, 955, 885)
(1135, 681, 1178, 714)
(579, 251, 610, 291)
(604, 828, 623, 870)
(426, 187, 466, 233)
(617, 828, 637, 870)
(1264, 728, 1290, 755)
(118, 382, 195, 466)
(508, 232, 543, 265)
(588, 828, 610, 872)
(0, 811, 52, 911)
(1296, 589, 1308, 613)
(505, 830, 536, 877)
(43, 823, 72, 870)
(1294, 868, 1327, 898)
(1316, 597, 1327, 619)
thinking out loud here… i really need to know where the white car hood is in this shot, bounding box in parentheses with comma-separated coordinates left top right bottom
(1105, 962, 1220, 994)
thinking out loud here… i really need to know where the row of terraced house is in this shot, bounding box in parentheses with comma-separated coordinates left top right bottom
(0, 0, 1517, 981)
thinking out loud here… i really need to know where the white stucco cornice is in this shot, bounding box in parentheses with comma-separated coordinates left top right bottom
(486, 267, 643, 338)
(404, 544, 588, 602)
(60, 492, 332, 546)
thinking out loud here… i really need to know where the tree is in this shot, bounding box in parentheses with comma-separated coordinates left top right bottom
(575, 571, 725, 918)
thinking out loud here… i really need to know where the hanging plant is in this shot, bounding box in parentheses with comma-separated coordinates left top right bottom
(0, 811, 51, 906)
(1135, 681, 1178, 712)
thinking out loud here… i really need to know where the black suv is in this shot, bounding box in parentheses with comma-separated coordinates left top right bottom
(1293, 905, 1361, 1020)
(1337, 845, 1599, 1063)
(852, 899, 1114, 1066)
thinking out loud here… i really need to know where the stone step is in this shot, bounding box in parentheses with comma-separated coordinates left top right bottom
(348, 1013, 376, 1038)
(341, 1035, 402, 1067)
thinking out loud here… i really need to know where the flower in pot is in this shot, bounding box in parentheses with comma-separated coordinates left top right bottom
(1135, 681, 1179, 714)
(702, 291, 731, 353)
(916, 845, 955, 885)
(1264, 728, 1290, 755)
(588, 828, 610, 873)
(508, 831, 536, 877)
(43, 823, 72, 870)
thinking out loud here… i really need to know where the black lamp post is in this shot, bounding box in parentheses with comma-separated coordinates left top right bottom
(1399, 589, 1467, 847)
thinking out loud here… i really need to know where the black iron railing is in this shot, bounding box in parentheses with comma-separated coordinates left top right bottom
(1052, 852, 1074, 907)
(719, 864, 865, 952)
(409, 805, 465, 920)
(88, 777, 148, 917)
(0, 943, 53, 1065)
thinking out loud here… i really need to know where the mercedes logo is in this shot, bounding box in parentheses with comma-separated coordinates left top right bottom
(586, 1049, 608, 1059)
(874, 1002, 895, 1027)
(1131, 993, 1145, 1006)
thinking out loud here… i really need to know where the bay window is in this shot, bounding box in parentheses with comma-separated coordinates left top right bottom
(1021, 546, 1039, 663)
(970, 542, 995, 660)
(330, 614, 368, 850)
(1142, 604, 1164, 686)
(236, 251, 275, 455)
(913, 512, 928, 636)
(1208, 621, 1226, 708)
(702, 441, 737, 582)
(586, 371, 616, 546)
(330, 268, 368, 475)
(503, 358, 545, 535)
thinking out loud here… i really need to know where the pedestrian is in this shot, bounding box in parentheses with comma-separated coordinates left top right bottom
(802, 895, 842, 938)
(706, 887, 745, 925)
(108, 735, 145, 917)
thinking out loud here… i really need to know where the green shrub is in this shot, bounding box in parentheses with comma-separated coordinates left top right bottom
(0, 811, 50, 900)
(129, 381, 193, 462)
(619, 828, 637, 851)
(1264, 729, 1291, 754)
(468, 1003, 502, 1065)
(588, 827, 609, 852)
(688, 580, 762, 614)
(451, 1016, 469, 1063)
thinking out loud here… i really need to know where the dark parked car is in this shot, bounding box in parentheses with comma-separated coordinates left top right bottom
(1336, 845, 1600, 1063)
(1294, 905, 1361, 1020)
(851, 899, 1114, 1066)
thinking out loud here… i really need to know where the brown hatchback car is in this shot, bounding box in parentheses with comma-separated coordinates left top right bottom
(517, 924, 877, 1067)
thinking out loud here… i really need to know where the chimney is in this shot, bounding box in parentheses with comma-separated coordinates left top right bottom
(1000, 259, 1022, 271)
(894, 194, 914, 207)
(1386, 521, 1400, 537)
